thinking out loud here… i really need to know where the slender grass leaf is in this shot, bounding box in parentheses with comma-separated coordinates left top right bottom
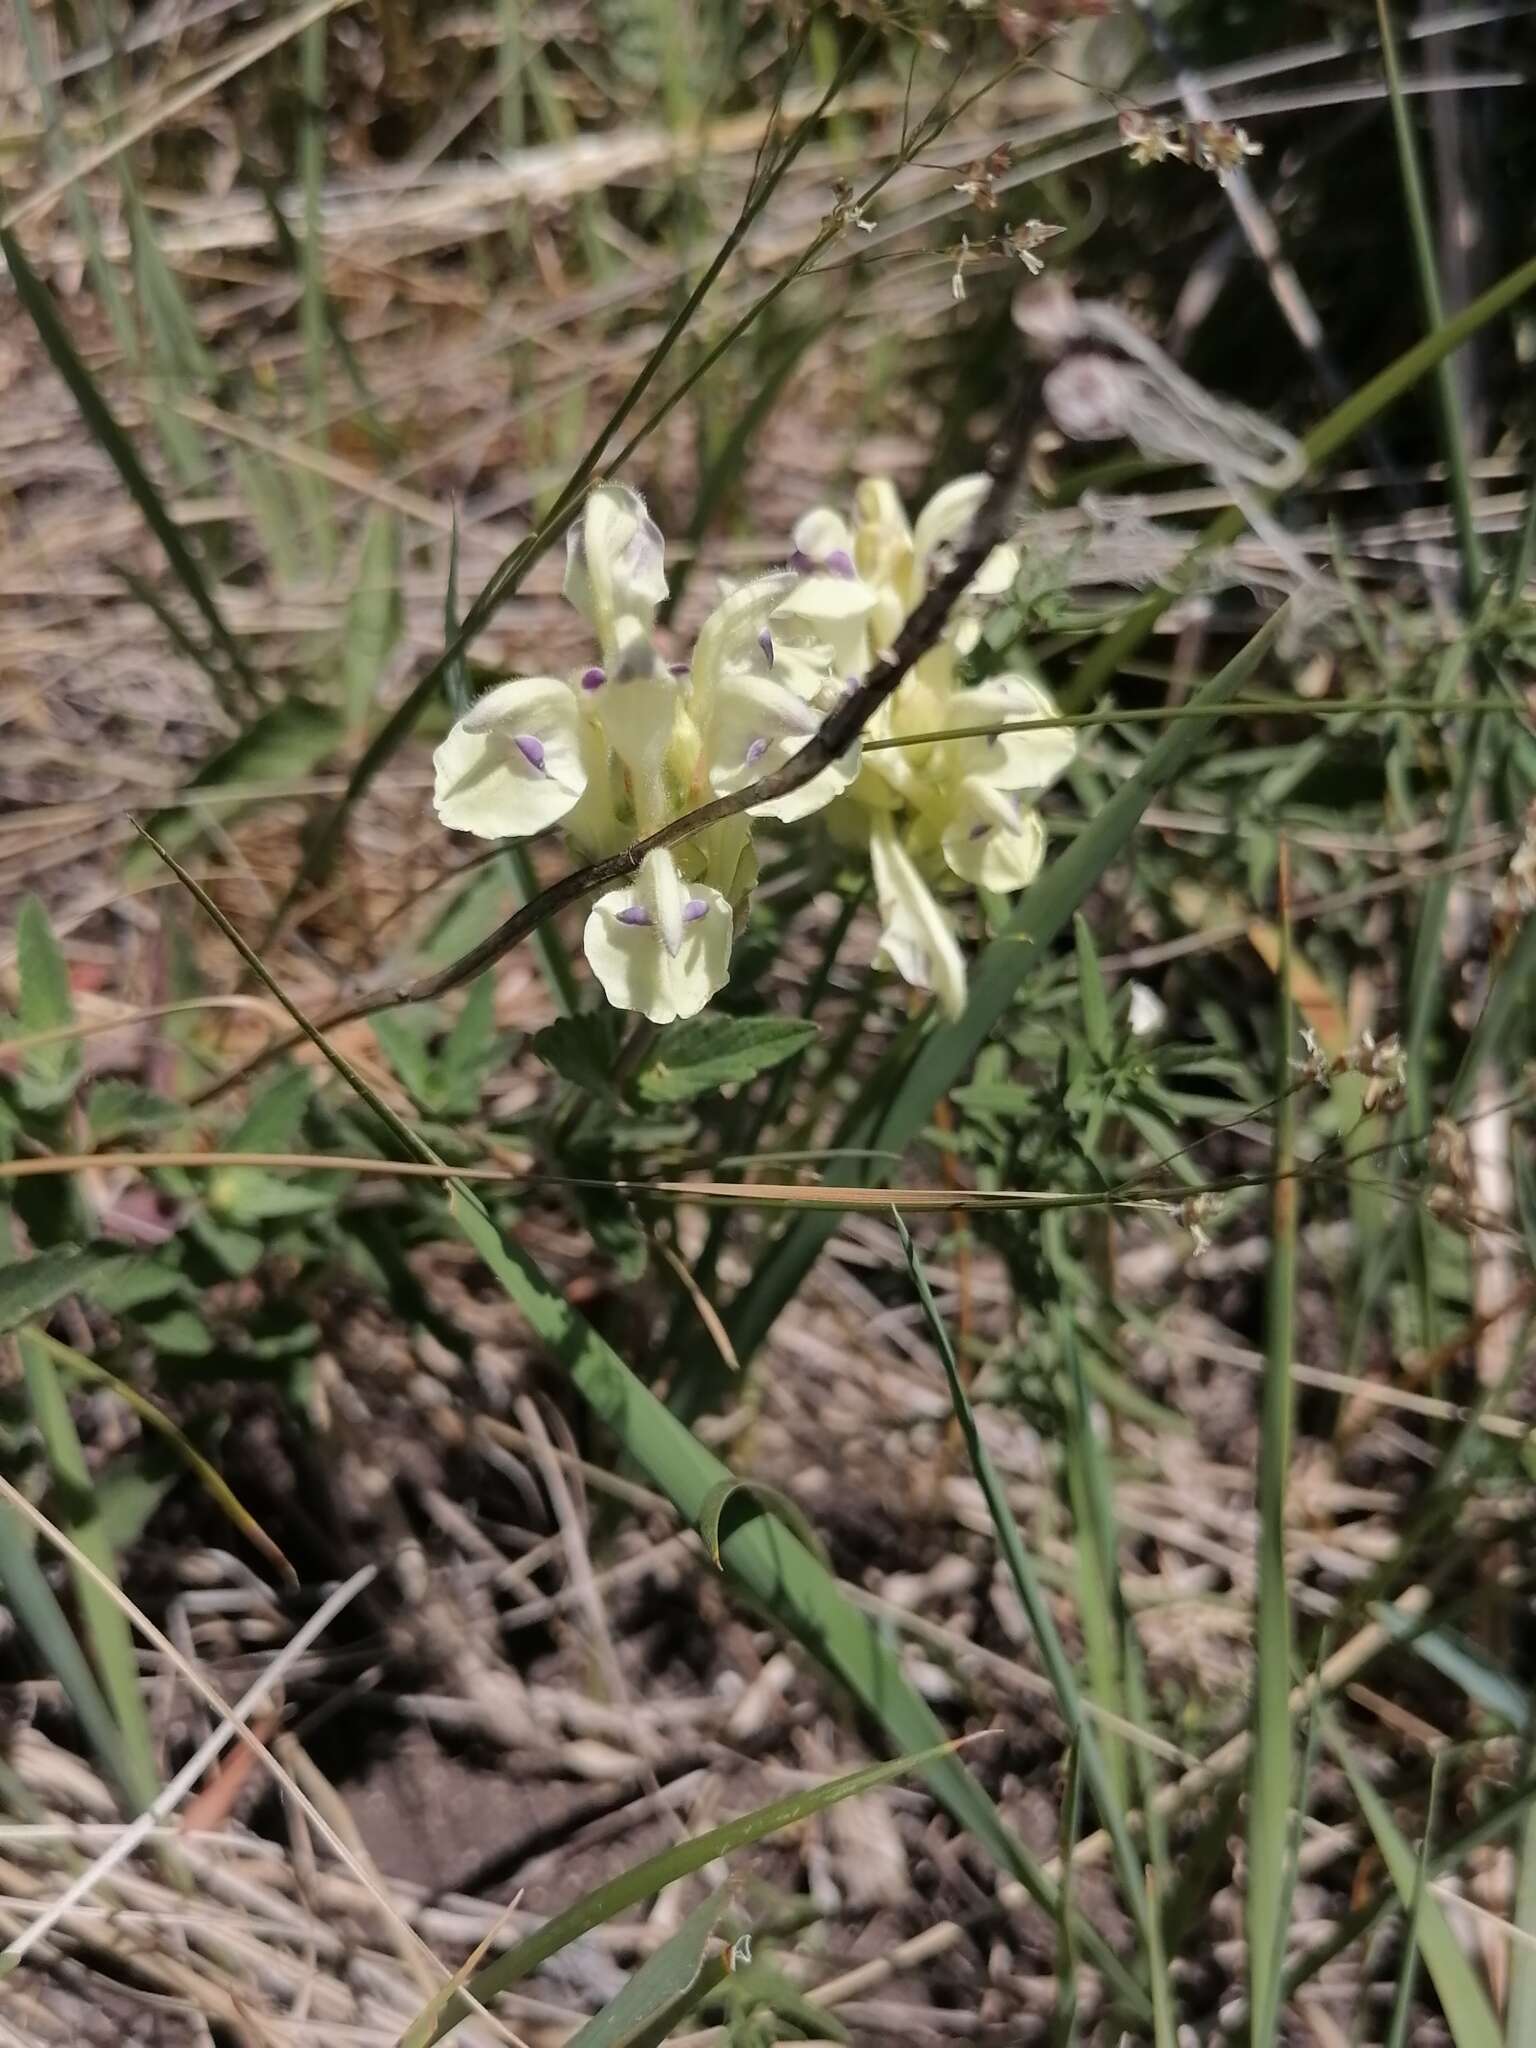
(1248, 846, 1298, 2045)
(0, 1497, 134, 1803)
(1385, 1758, 1438, 2048)
(895, 1212, 1151, 1950)
(343, 508, 403, 732)
(18, 1331, 160, 1812)
(1508, 1792, 1536, 2048)
(36, 1330, 292, 1580)
(11, 897, 80, 1112)
(0, 216, 256, 705)
(561, 1885, 732, 2048)
(699, 1478, 827, 1571)
(1328, 1720, 1501, 2048)
(411, 1744, 962, 2047)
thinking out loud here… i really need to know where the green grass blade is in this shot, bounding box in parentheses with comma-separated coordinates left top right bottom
(1508, 1786, 1536, 2047)
(1384, 1758, 1439, 2048)
(408, 1746, 959, 2046)
(298, 10, 337, 574)
(895, 1211, 1152, 1954)
(0, 1492, 134, 1804)
(1327, 1720, 1501, 2048)
(1375, 0, 1482, 590)
(1248, 845, 1299, 2045)
(17, 1331, 160, 1814)
(560, 1886, 732, 2048)
(0, 216, 257, 708)
(343, 508, 403, 733)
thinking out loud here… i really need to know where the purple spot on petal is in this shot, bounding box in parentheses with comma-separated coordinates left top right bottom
(682, 898, 710, 924)
(581, 666, 606, 692)
(514, 734, 546, 772)
(617, 905, 652, 927)
(668, 661, 690, 678)
(788, 549, 814, 575)
(824, 548, 856, 578)
(745, 736, 769, 765)
(759, 628, 774, 666)
(968, 821, 990, 841)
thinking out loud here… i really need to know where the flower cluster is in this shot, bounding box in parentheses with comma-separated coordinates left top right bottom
(1118, 110, 1261, 182)
(795, 475, 1076, 1017)
(432, 486, 867, 1023)
(432, 476, 1074, 1026)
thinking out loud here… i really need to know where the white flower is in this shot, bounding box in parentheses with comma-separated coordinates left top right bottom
(432, 674, 586, 840)
(869, 821, 967, 1020)
(583, 849, 733, 1024)
(1128, 982, 1167, 1039)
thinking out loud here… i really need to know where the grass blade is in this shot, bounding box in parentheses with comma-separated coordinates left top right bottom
(559, 1885, 732, 2048)
(1328, 1719, 1501, 2048)
(0, 216, 257, 708)
(409, 1746, 959, 2046)
(1248, 842, 1299, 2045)
(17, 1331, 160, 1815)
(895, 1211, 1152, 1955)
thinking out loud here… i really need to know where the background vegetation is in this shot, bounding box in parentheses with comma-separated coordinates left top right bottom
(2, 2, 1535, 2042)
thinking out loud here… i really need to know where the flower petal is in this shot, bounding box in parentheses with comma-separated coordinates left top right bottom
(949, 673, 1075, 790)
(433, 675, 585, 839)
(564, 485, 668, 650)
(941, 787, 1046, 891)
(913, 475, 1017, 598)
(690, 573, 797, 702)
(774, 573, 874, 676)
(869, 822, 967, 1018)
(584, 881, 733, 1023)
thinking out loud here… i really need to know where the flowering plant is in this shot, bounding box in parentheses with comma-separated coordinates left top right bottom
(431, 475, 1075, 1024)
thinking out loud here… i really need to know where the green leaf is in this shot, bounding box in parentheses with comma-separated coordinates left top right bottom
(1328, 1719, 1501, 2048)
(699, 1479, 828, 1571)
(1072, 915, 1113, 1064)
(0, 1501, 135, 1804)
(0, 1245, 122, 1336)
(534, 1014, 621, 1097)
(409, 1741, 960, 2047)
(563, 1885, 732, 2048)
(124, 699, 342, 881)
(227, 1069, 314, 1153)
(437, 975, 499, 1113)
(638, 1015, 818, 1104)
(373, 1011, 437, 1105)
(343, 508, 404, 731)
(11, 897, 81, 1111)
(85, 1081, 180, 1145)
(18, 1330, 161, 1814)
(140, 1307, 215, 1358)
